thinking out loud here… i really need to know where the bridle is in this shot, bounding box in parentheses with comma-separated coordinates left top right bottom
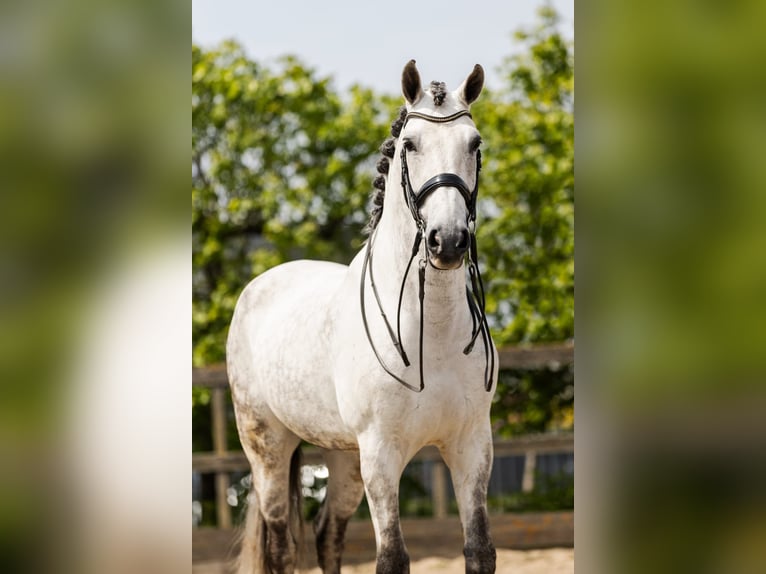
(360, 109, 495, 393)
(399, 110, 479, 231)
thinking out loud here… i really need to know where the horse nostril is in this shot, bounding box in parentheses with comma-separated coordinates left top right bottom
(427, 229, 441, 251)
(456, 228, 469, 251)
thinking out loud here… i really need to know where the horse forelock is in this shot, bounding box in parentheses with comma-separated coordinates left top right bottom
(429, 81, 447, 106)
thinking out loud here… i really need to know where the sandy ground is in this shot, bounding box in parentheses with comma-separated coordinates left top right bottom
(299, 548, 574, 574)
(193, 513, 574, 574)
(194, 548, 574, 574)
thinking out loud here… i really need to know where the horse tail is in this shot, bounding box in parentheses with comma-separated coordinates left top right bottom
(231, 487, 267, 574)
(232, 446, 304, 574)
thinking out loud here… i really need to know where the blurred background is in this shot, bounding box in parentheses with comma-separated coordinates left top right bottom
(577, 1, 766, 572)
(0, 0, 764, 572)
(1, 0, 188, 573)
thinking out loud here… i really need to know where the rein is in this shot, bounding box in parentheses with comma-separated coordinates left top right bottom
(360, 109, 494, 393)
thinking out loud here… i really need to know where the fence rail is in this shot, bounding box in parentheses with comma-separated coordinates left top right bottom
(193, 343, 573, 389)
(193, 343, 573, 528)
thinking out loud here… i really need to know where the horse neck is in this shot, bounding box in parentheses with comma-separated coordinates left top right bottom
(372, 180, 469, 331)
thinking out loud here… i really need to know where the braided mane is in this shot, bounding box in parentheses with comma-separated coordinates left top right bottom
(364, 105, 407, 234)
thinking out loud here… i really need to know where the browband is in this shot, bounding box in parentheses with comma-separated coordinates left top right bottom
(402, 109, 473, 129)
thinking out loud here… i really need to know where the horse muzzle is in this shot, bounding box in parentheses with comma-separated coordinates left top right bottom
(426, 224, 469, 269)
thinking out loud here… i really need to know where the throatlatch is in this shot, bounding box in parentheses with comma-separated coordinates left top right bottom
(359, 110, 494, 393)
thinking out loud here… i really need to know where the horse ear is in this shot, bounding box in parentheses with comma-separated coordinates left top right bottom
(457, 64, 484, 107)
(401, 59, 423, 106)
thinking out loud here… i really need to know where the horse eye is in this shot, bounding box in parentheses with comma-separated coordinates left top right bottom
(469, 136, 483, 152)
(403, 139, 417, 152)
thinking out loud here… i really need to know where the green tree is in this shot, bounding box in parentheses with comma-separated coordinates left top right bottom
(475, 6, 574, 346)
(192, 42, 396, 366)
(473, 7, 574, 436)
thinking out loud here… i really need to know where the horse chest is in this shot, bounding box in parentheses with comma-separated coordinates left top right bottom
(337, 354, 492, 446)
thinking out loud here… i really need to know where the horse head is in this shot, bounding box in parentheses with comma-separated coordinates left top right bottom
(398, 59, 484, 270)
(362, 60, 494, 393)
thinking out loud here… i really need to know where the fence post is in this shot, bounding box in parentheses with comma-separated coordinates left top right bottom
(211, 387, 232, 528)
(521, 449, 537, 493)
(432, 460, 449, 518)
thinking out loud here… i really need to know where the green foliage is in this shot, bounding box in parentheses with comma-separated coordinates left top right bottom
(192, 8, 574, 433)
(492, 366, 574, 437)
(191, 390, 212, 452)
(192, 42, 397, 365)
(473, 7, 574, 346)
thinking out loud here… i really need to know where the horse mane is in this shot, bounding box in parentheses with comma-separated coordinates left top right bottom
(364, 81, 448, 234)
(364, 105, 406, 234)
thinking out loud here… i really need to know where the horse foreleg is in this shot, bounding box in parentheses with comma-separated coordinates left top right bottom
(441, 426, 496, 574)
(313, 450, 365, 574)
(358, 437, 410, 574)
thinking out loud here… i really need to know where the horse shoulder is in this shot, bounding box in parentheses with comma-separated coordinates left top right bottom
(227, 260, 348, 391)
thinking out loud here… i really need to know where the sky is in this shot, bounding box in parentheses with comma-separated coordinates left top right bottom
(192, 0, 574, 94)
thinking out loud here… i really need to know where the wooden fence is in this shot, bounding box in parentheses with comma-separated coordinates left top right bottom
(193, 343, 573, 529)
